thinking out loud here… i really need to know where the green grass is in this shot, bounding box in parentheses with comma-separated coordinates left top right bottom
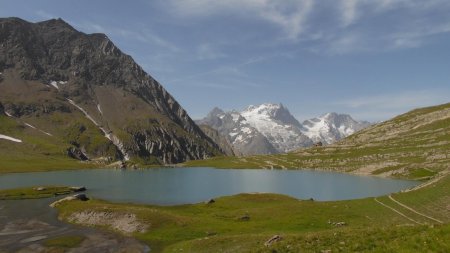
(55, 173, 450, 252)
(0, 112, 109, 173)
(43, 235, 85, 249)
(0, 186, 74, 200)
(166, 224, 450, 253)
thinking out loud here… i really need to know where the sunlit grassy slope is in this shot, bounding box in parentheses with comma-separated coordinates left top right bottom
(56, 172, 449, 252)
(0, 112, 106, 173)
(185, 102, 450, 179)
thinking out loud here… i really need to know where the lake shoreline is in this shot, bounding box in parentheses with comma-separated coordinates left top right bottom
(0, 168, 419, 205)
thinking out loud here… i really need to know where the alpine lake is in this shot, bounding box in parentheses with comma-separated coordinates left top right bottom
(0, 167, 418, 205)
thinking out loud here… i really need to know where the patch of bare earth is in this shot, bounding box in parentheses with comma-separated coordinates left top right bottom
(68, 211, 148, 234)
(353, 162, 401, 176)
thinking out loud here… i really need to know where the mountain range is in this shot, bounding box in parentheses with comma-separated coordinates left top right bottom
(197, 103, 370, 155)
(0, 17, 223, 168)
(0, 17, 370, 169)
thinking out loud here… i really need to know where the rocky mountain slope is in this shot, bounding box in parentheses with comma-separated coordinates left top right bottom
(198, 103, 368, 155)
(0, 17, 223, 169)
(197, 124, 235, 156)
(196, 108, 277, 155)
(189, 102, 450, 179)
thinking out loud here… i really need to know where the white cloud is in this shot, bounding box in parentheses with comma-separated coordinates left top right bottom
(340, 0, 359, 27)
(164, 0, 450, 54)
(389, 22, 450, 50)
(166, 0, 314, 40)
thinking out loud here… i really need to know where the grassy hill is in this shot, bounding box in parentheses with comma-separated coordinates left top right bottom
(185, 102, 450, 180)
(55, 171, 449, 252)
(3, 102, 449, 252)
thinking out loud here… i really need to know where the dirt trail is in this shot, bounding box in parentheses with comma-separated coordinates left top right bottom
(374, 170, 448, 225)
(405, 170, 449, 192)
(388, 195, 443, 224)
(374, 198, 423, 225)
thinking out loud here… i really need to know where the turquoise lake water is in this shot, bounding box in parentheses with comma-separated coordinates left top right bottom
(0, 168, 418, 205)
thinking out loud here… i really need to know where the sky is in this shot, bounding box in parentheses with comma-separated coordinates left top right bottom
(1, 0, 450, 121)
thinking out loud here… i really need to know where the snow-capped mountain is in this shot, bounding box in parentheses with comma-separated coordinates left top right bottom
(240, 104, 313, 152)
(302, 113, 371, 144)
(196, 108, 276, 155)
(198, 103, 371, 156)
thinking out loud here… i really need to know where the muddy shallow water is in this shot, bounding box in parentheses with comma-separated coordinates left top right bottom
(0, 198, 150, 252)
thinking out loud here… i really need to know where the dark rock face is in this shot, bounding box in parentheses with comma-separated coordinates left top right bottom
(67, 147, 89, 161)
(0, 17, 222, 164)
(269, 103, 302, 128)
(198, 124, 235, 156)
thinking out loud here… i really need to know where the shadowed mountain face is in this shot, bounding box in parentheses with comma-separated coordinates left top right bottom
(0, 17, 222, 165)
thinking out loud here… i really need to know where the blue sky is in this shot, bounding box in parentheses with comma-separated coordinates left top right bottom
(1, 0, 450, 121)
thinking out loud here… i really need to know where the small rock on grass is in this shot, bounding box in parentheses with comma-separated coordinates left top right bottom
(265, 235, 282, 247)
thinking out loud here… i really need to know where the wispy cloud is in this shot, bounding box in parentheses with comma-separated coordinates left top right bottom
(164, 0, 450, 54)
(340, 0, 359, 27)
(165, 0, 314, 40)
(71, 21, 180, 53)
(334, 89, 450, 120)
(35, 10, 56, 20)
(196, 43, 227, 60)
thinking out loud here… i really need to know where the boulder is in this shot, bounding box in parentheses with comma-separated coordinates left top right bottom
(70, 186, 86, 192)
(67, 147, 89, 161)
(238, 214, 250, 221)
(264, 235, 282, 247)
(73, 193, 89, 201)
(205, 199, 215, 204)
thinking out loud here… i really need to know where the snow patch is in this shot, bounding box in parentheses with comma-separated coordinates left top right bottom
(49, 81, 59, 90)
(0, 134, 22, 143)
(49, 80, 67, 90)
(231, 112, 240, 122)
(67, 99, 129, 161)
(25, 122, 53, 136)
(229, 132, 238, 137)
(241, 127, 252, 134)
(4, 111, 12, 117)
(24, 123, 36, 129)
(97, 104, 103, 114)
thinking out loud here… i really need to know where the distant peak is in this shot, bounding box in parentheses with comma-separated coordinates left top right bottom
(322, 112, 337, 118)
(0, 17, 27, 23)
(244, 103, 282, 112)
(36, 18, 76, 31)
(208, 107, 224, 116)
(321, 112, 351, 118)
